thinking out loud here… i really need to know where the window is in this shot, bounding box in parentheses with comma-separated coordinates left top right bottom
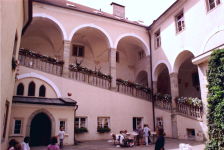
(17, 83, 24, 96)
(133, 117, 143, 130)
(116, 51, 119, 62)
(75, 118, 87, 128)
(2, 101, 9, 139)
(72, 45, 84, 57)
(28, 81, 35, 96)
(157, 118, 163, 128)
(39, 85, 46, 97)
(207, 0, 220, 11)
(59, 121, 66, 131)
(176, 12, 185, 33)
(155, 30, 161, 48)
(138, 51, 145, 60)
(187, 129, 195, 140)
(14, 120, 22, 134)
(97, 117, 109, 129)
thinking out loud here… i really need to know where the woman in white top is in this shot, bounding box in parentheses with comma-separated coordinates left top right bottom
(21, 136, 30, 150)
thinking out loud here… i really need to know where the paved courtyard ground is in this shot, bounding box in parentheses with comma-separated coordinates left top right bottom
(31, 138, 205, 150)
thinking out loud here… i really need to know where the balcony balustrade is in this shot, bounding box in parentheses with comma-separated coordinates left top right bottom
(154, 99, 172, 112)
(176, 102, 202, 119)
(116, 82, 150, 100)
(18, 53, 63, 76)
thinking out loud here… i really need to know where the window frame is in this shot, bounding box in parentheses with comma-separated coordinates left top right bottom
(75, 117, 87, 128)
(13, 118, 23, 135)
(155, 30, 161, 49)
(17, 83, 24, 96)
(28, 81, 35, 96)
(175, 11, 185, 33)
(59, 119, 67, 133)
(72, 45, 85, 58)
(133, 117, 143, 130)
(39, 85, 46, 97)
(156, 117, 163, 128)
(97, 117, 110, 129)
(207, 0, 221, 11)
(138, 51, 145, 60)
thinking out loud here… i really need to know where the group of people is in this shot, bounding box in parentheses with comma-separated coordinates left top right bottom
(7, 137, 30, 150)
(135, 124, 151, 146)
(6, 126, 65, 150)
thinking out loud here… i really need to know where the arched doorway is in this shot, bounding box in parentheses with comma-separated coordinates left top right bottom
(30, 113, 51, 146)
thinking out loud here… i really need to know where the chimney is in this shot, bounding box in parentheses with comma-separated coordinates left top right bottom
(110, 2, 125, 18)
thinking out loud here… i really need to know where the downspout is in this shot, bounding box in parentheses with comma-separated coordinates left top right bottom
(22, 0, 33, 35)
(146, 27, 155, 131)
(74, 105, 79, 145)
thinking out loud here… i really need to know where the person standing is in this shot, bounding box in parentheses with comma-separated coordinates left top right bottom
(155, 127, 165, 150)
(138, 126, 144, 147)
(21, 136, 30, 150)
(47, 136, 60, 150)
(144, 124, 150, 145)
(7, 139, 19, 150)
(58, 126, 65, 149)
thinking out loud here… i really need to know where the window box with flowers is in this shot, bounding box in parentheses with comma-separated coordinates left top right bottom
(174, 96, 202, 107)
(97, 127, 111, 133)
(12, 56, 18, 71)
(75, 127, 88, 133)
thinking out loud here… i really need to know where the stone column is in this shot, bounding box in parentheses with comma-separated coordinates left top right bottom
(62, 40, 71, 78)
(169, 72, 179, 139)
(109, 48, 116, 91)
(146, 56, 151, 88)
(198, 62, 208, 141)
(170, 72, 179, 111)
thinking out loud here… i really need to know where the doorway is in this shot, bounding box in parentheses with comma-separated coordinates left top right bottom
(30, 113, 51, 146)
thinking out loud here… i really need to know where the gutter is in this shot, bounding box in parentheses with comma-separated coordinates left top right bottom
(22, 0, 33, 35)
(146, 27, 155, 131)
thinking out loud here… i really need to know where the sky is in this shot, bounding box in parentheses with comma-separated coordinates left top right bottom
(68, 0, 177, 25)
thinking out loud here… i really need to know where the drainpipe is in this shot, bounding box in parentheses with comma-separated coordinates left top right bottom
(146, 27, 155, 131)
(74, 105, 78, 145)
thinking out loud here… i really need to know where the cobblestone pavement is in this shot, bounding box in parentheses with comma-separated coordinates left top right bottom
(31, 138, 205, 150)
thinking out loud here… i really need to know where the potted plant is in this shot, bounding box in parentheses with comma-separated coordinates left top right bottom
(75, 127, 88, 133)
(12, 56, 18, 71)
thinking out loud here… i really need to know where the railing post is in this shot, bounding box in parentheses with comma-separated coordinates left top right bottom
(133, 87, 136, 97)
(88, 74, 92, 84)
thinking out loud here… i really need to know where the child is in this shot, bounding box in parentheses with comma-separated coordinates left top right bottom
(58, 126, 65, 149)
(47, 136, 60, 150)
(7, 139, 19, 150)
(21, 136, 30, 150)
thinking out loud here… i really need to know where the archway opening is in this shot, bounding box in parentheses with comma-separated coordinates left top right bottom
(117, 36, 148, 82)
(70, 27, 111, 74)
(135, 71, 148, 87)
(178, 57, 201, 98)
(30, 113, 51, 146)
(20, 17, 64, 60)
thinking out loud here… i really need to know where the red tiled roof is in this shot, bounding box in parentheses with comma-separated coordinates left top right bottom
(33, 0, 147, 27)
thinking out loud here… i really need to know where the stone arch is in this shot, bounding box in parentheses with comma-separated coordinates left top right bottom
(153, 60, 171, 81)
(200, 25, 224, 54)
(68, 23, 113, 48)
(135, 70, 148, 86)
(33, 13, 67, 40)
(26, 109, 56, 138)
(114, 33, 150, 56)
(172, 50, 195, 73)
(17, 72, 61, 98)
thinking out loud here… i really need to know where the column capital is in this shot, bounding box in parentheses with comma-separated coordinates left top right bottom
(108, 48, 117, 52)
(169, 72, 178, 78)
(63, 40, 71, 44)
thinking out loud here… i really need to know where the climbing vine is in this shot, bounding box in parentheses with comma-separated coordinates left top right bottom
(206, 48, 224, 150)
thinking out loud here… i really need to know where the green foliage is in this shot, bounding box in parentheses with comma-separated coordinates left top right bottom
(97, 127, 111, 133)
(206, 49, 224, 150)
(75, 127, 88, 133)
